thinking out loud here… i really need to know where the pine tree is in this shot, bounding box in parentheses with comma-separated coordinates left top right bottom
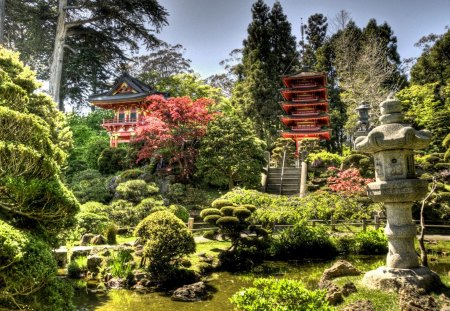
(302, 13, 328, 68)
(233, 0, 298, 144)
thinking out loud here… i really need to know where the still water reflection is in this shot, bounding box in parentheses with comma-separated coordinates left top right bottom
(74, 256, 449, 311)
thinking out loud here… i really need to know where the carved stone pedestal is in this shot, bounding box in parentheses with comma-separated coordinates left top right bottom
(363, 266, 441, 291)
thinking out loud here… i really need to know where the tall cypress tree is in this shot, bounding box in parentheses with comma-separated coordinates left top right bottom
(233, 0, 298, 144)
(302, 13, 328, 68)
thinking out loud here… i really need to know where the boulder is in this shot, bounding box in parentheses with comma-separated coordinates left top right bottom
(106, 277, 126, 289)
(80, 233, 95, 246)
(87, 255, 103, 273)
(90, 235, 107, 245)
(399, 285, 438, 311)
(319, 280, 343, 306)
(342, 282, 357, 296)
(171, 282, 208, 302)
(320, 260, 361, 284)
(342, 300, 374, 311)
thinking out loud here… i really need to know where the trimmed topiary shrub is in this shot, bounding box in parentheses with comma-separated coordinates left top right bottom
(230, 278, 332, 311)
(134, 211, 196, 281)
(75, 211, 110, 235)
(211, 199, 235, 209)
(204, 214, 221, 225)
(200, 208, 221, 218)
(220, 206, 235, 216)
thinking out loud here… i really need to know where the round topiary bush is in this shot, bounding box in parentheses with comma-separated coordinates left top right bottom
(204, 214, 221, 225)
(115, 179, 156, 203)
(220, 206, 235, 216)
(212, 199, 235, 209)
(75, 211, 110, 235)
(134, 211, 196, 281)
(233, 207, 252, 220)
(200, 208, 221, 218)
(242, 204, 257, 212)
(216, 216, 240, 225)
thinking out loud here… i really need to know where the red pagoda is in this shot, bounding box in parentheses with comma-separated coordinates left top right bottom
(89, 73, 165, 147)
(279, 71, 331, 149)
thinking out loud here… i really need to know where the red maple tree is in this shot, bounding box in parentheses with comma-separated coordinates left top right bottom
(327, 167, 374, 195)
(135, 95, 215, 181)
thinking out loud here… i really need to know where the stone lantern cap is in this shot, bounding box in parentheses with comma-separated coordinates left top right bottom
(355, 98, 431, 154)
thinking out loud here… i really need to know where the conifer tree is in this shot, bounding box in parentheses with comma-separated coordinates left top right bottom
(233, 0, 298, 144)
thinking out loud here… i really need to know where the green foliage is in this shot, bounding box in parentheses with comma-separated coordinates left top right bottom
(336, 229, 388, 255)
(0, 220, 73, 310)
(109, 249, 134, 279)
(115, 179, 159, 204)
(107, 200, 135, 228)
(98, 147, 128, 175)
(169, 204, 189, 222)
(75, 211, 110, 235)
(105, 223, 118, 245)
(0, 48, 78, 239)
(411, 29, 450, 86)
(230, 278, 333, 311)
(204, 214, 221, 225)
(341, 152, 374, 178)
(220, 189, 376, 229)
(200, 208, 221, 219)
(212, 199, 235, 209)
(134, 211, 196, 280)
(308, 150, 343, 168)
(220, 206, 235, 216)
(270, 223, 337, 260)
(232, 1, 299, 142)
(196, 114, 266, 189)
(397, 82, 450, 152)
(116, 168, 145, 184)
(80, 201, 109, 214)
(69, 169, 112, 204)
(67, 256, 88, 278)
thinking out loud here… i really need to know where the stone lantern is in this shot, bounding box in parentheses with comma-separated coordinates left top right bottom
(355, 97, 440, 290)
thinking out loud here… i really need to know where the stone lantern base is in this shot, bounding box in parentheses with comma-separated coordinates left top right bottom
(362, 266, 441, 292)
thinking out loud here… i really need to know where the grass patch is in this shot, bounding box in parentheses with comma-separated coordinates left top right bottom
(116, 234, 136, 244)
(188, 240, 231, 270)
(335, 277, 399, 310)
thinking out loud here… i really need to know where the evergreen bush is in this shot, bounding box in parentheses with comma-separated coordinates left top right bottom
(270, 223, 337, 260)
(134, 211, 195, 280)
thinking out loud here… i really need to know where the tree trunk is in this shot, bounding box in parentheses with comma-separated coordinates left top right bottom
(418, 178, 437, 267)
(228, 173, 234, 190)
(49, 0, 67, 111)
(0, 0, 5, 44)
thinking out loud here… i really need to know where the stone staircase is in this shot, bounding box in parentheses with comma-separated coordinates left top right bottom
(265, 167, 301, 196)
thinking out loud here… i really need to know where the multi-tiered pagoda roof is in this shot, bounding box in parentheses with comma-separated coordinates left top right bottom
(89, 73, 166, 147)
(279, 71, 331, 141)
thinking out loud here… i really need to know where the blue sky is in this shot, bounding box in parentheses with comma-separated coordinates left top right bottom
(155, 0, 450, 78)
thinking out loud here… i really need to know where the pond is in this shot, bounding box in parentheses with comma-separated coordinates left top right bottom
(73, 256, 450, 311)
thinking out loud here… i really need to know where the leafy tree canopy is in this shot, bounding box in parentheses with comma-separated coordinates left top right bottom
(196, 113, 266, 190)
(0, 47, 79, 238)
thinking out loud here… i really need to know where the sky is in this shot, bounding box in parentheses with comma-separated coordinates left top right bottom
(155, 0, 450, 78)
